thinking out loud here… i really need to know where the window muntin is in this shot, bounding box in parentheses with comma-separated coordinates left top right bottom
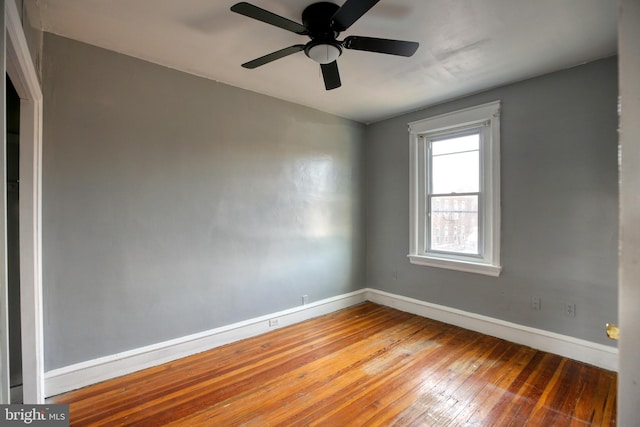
(408, 101, 501, 276)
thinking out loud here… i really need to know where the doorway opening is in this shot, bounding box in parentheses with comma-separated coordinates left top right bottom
(7, 74, 22, 403)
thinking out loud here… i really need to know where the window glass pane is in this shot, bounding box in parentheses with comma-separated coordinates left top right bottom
(429, 195, 479, 254)
(431, 134, 479, 194)
(431, 133, 479, 155)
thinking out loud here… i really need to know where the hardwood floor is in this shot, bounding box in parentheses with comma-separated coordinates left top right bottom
(49, 302, 617, 426)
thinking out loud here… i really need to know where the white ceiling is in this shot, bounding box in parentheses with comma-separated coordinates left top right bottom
(31, 0, 618, 123)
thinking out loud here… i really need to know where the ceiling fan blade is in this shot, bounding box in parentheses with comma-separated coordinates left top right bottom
(242, 45, 306, 69)
(231, 2, 307, 35)
(343, 36, 419, 57)
(321, 61, 342, 90)
(331, 0, 380, 32)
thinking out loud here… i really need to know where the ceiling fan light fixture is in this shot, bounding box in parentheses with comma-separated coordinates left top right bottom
(306, 43, 342, 64)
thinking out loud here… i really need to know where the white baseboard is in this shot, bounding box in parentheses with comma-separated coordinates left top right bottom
(365, 289, 618, 372)
(44, 290, 367, 397)
(44, 287, 617, 397)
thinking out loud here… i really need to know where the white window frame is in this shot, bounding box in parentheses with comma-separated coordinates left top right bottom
(408, 101, 501, 277)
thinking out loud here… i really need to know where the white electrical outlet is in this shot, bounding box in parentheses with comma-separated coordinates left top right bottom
(269, 318, 279, 327)
(302, 295, 309, 305)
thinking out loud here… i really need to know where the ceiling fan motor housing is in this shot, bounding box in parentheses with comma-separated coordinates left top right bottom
(302, 2, 343, 63)
(302, 2, 341, 38)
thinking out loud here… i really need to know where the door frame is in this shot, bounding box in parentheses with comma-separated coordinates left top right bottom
(5, 0, 44, 404)
(618, 0, 640, 422)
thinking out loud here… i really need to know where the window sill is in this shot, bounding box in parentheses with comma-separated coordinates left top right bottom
(407, 254, 502, 277)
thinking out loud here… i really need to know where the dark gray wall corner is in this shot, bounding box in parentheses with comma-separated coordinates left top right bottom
(365, 57, 619, 346)
(41, 34, 366, 370)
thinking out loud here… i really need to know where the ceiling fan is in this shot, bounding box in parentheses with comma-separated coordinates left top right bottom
(230, 0, 419, 90)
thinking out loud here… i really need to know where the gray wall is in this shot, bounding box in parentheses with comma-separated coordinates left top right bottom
(366, 57, 618, 346)
(42, 34, 365, 370)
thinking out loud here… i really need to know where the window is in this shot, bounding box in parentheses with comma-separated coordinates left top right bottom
(408, 101, 501, 276)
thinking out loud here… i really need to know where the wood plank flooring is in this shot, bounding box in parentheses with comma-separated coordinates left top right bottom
(49, 302, 617, 426)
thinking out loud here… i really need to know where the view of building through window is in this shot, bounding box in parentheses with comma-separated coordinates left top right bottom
(428, 133, 480, 254)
